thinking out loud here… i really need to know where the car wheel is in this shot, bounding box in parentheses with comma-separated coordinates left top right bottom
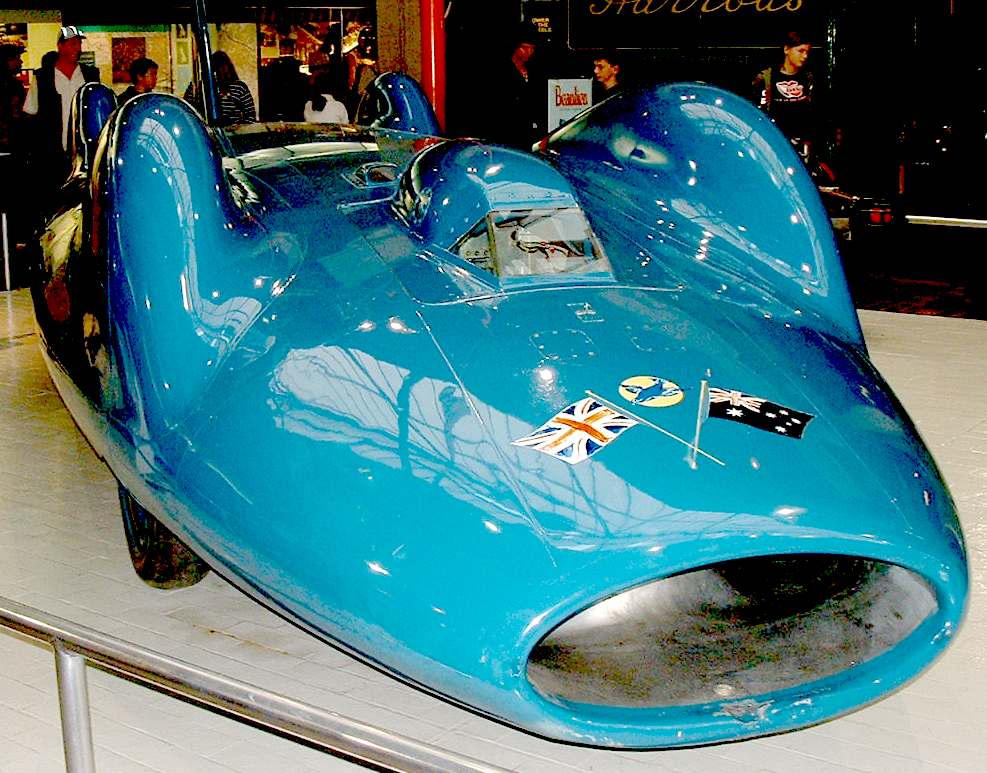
(118, 483, 210, 588)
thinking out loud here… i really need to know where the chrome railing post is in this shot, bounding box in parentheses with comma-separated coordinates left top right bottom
(53, 641, 96, 773)
(1, 209, 11, 291)
(2, 595, 505, 773)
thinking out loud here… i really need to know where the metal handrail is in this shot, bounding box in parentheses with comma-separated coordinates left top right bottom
(0, 595, 508, 773)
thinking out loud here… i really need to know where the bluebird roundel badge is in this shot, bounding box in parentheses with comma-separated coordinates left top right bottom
(619, 375, 684, 408)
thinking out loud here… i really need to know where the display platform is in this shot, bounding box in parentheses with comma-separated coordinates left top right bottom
(2, 288, 985, 772)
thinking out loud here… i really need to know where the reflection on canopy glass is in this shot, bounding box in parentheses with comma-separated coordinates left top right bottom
(455, 208, 611, 279)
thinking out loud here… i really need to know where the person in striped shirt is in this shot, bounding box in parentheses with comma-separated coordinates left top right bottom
(211, 50, 255, 126)
(185, 50, 256, 126)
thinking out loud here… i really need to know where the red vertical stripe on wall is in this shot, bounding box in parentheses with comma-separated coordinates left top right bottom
(420, 0, 446, 130)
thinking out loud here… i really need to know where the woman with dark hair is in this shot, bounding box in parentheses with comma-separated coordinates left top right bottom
(185, 50, 256, 126)
(211, 50, 255, 125)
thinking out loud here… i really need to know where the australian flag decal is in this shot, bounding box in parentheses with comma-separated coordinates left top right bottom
(512, 397, 638, 464)
(707, 387, 814, 439)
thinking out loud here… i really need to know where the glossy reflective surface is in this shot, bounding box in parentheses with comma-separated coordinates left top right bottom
(356, 71, 442, 136)
(32, 84, 968, 748)
(542, 83, 863, 345)
(67, 82, 116, 175)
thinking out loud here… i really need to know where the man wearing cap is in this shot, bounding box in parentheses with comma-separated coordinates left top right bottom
(22, 26, 100, 198)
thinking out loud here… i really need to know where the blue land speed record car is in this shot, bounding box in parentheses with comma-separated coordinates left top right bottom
(32, 37, 967, 748)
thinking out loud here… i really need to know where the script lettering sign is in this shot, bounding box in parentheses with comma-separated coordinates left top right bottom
(568, 0, 824, 49)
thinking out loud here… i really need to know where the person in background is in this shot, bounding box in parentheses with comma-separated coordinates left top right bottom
(22, 27, 99, 163)
(0, 42, 25, 152)
(185, 50, 255, 126)
(211, 51, 255, 125)
(304, 68, 348, 124)
(488, 24, 544, 149)
(118, 57, 158, 105)
(1, 42, 28, 282)
(22, 27, 99, 222)
(752, 31, 816, 151)
(345, 27, 378, 117)
(258, 55, 306, 121)
(592, 50, 623, 100)
(38, 50, 58, 85)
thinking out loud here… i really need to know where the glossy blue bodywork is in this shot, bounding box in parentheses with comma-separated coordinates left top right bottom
(356, 71, 442, 135)
(67, 82, 116, 175)
(541, 85, 862, 346)
(33, 82, 968, 749)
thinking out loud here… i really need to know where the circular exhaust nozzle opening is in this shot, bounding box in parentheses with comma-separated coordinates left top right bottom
(528, 555, 938, 708)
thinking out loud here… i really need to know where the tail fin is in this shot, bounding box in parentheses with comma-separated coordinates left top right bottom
(98, 94, 293, 433)
(67, 82, 116, 176)
(543, 83, 863, 347)
(355, 72, 441, 136)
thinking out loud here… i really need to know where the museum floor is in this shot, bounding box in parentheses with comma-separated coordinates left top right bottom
(1, 284, 985, 773)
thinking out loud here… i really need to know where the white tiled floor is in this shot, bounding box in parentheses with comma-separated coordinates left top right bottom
(2, 287, 985, 773)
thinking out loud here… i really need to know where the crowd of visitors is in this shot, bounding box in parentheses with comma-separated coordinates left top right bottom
(1, 18, 829, 290)
(257, 22, 374, 123)
(486, 26, 632, 149)
(1, 25, 102, 266)
(0, 20, 823, 167)
(0, 21, 380, 266)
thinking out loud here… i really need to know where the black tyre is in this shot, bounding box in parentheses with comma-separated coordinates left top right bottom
(118, 483, 210, 588)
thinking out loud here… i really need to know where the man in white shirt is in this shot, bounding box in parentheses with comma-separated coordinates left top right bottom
(22, 25, 100, 203)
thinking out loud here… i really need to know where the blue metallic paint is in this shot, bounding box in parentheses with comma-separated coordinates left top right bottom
(541, 84, 863, 346)
(357, 71, 443, 136)
(68, 81, 117, 175)
(32, 82, 967, 748)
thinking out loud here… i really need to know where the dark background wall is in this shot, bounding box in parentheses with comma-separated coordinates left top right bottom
(16, 0, 982, 205)
(446, 0, 984, 201)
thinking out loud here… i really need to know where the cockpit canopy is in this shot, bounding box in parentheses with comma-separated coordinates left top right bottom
(394, 140, 611, 280)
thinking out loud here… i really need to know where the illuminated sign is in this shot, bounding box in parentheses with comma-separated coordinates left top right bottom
(568, 0, 825, 48)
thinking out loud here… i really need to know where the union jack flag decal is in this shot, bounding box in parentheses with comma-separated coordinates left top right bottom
(512, 397, 638, 464)
(708, 388, 766, 413)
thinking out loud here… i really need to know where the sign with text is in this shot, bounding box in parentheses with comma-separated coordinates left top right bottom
(548, 78, 593, 129)
(568, 0, 826, 49)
